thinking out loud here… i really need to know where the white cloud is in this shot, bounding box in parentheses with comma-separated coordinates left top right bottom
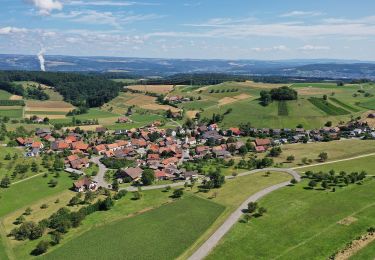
(252, 45, 288, 52)
(53, 10, 163, 28)
(0, 27, 28, 35)
(28, 0, 63, 15)
(66, 1, 159, 7)
(299, 45, 330, 50)
(280, 11, 323, 18)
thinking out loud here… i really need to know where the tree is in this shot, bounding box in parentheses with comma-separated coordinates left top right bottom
(172, 188, 183, 198)
(290, 178, 298, 185)
(257, 207, 267, 216)
(323, 94, 328, 100)
(247, 202, 258, 213)
(84, 190, 95, 204)
(269, 146, 282, 157)
(141, 169, 155, 186)
(318, 152, 328, 162)
(50, 231, 62, 245)
(0, 175, 11, 188)
(321, 180, 329, 189)
(69, 195, 81, 206)
(325, 121, 332, 127)
(112, 179, 119, 191)
(132, 191, 142, 200)
(308, 180, 317, 189)
(286, 155, 295, 162)
(32, 240, 49, 256)
(24, 207, 32, 216)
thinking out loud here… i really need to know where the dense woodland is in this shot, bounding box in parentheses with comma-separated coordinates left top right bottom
(0, 71, 122, 107)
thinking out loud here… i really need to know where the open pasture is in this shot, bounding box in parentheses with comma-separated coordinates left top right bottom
(208, 156, 375, 260)
(0, 90, 11, 100)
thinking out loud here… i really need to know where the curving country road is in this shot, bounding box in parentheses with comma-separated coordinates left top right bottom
(188, 169, 301, 260)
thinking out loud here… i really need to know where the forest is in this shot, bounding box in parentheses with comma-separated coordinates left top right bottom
(0, 71, 122, 107)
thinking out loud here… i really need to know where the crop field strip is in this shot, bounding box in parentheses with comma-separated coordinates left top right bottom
(329, 97, 360, 112)
(278, 101, 289, 116)
(308, 97, 351, 115)
(0, 100, 25, 106)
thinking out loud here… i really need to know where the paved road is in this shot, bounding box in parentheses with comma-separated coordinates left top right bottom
(91, 156, 111, 188)
(188, 169, 301, 260)
(121, 167, 300, 192)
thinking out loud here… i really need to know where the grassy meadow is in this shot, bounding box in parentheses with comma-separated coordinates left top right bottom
(42, 196, 225, 260)
(207, 156, 375, 260)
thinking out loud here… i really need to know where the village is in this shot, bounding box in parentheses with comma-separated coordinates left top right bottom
(14, 114, 375, 193)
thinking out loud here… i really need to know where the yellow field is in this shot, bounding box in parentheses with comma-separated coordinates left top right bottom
(186, 110, 199, 119)
(297, 87, 342, 96)
(25, 100, 74, 112)
(218, 93, 252, 106)
(26, 114, 66, 119)
(127, 85, 176, 94)
(9, 95, 22, 100)
(63, 124, 103, 131)
(141, 104, 180, 112)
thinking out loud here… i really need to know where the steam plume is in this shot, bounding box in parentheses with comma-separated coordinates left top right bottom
(37, 48, 46, 71)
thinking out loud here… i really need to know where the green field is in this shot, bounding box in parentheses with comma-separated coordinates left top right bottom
(0, 174, 73, 217)
(0, 90, 11, 100)
(43, 196, 224, 260)
(308, 97, 350, 115)
(0, 108, 23, 118)
(208, 157, 375, 260)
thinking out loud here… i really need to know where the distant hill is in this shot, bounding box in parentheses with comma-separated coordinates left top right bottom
(0, 54, 375, 79)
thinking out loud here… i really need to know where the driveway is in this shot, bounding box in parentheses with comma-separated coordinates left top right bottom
(90, 156, 111, 188)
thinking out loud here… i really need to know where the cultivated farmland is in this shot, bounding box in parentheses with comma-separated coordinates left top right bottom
(42, 196, 224, 260)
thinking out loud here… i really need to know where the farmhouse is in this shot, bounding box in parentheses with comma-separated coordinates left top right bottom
(119, 167, 143, 181)
(73, 177, 98, 192)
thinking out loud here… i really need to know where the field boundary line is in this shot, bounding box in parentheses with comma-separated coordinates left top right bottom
(10, 172, 43, 185)
(292, 153, 375, 170)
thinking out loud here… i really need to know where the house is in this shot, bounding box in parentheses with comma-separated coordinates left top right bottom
(119, 167, 143, 181)
(255, 146, 266, 153)
(31, 141, 44, 149)
(93, 144, 107, 155)
(117, 117, 132, 123)
(71, 141, 89, 152)
(16, 137, 25, 146)
(68, 155, 90, 169)
(26, 148, 40, 157)
(96, 127, 107, 134)
(214, 150, 231, 158)
(162, 156, 179, 166)
(51, 140, 70, 151)
(147, 153, 160, 161)
(183, 171, 198, 180)
(229, 127, 241, 136)
(106, 143, 120, 151)
(255, 138, 271, 147)
(154, 170, 174, 180)
(196, 146, 210, 155)
(73, 177, 98, 192)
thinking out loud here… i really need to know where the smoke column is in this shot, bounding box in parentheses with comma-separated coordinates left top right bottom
(37, 48, 46, 71)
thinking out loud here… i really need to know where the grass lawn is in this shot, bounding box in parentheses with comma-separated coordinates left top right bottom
(0, 173, 73, 217)
(0, 108, 23, 118)
(42, 196, 225, 260)
(207, 157, 375, 260)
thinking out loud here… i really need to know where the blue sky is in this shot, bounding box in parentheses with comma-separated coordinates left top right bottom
(1, 0, 375, 60)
